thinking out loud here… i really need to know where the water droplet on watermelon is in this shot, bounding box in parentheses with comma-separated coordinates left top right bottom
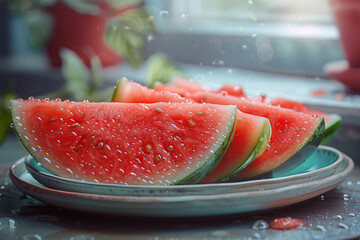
(155, 107, 164, 113)
(44, 157, 51, 164)
(66, 168, 73, 175)
(267, 144, 271, 149)
(83, 100, 89, 102)
(252, 220, 269, 230)
(9, 123, 14, 128)
(220, 91, 228, 96)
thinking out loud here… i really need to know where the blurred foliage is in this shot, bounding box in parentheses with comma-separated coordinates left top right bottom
(5, 0, 155, 68)
(0, 85, 17, 144)
(40, 48, 114, 102)
(146, 53, 185, 88)
(105, 8, 156, 68)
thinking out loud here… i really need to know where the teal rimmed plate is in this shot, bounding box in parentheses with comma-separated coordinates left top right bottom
(9, 146, 354, 217)
(23, 145, 346, 197)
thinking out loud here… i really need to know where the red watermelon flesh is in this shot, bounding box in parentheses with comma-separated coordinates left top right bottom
(153, 84, 325, 178)
(113, 79, 271, 182)
(11, 98, 237, 185)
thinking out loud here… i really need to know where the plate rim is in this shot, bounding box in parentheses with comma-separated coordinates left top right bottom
(23, 145, 343, 193)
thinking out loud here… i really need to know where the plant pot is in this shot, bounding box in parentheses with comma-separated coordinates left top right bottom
(45, 2, 123, 68)
(329, 0, 360, 67)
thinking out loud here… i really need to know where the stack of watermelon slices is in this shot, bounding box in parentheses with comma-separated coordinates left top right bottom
(10, 78, 340, 185)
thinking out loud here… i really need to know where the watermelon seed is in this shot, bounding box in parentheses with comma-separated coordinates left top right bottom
(70, 123, 80, 128)
(145, 144, 153, 152)
(187, 119, 196, 127)
(74, 145, 82, 152)
(154, 154, 162, 164)
(196, 111, 206, 116)
(155, 107, 164, 113)
(88, 136, 96, 142)
(97, 141, 104, 149)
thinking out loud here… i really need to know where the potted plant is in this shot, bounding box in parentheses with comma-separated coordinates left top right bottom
(6, 0, 156, 68)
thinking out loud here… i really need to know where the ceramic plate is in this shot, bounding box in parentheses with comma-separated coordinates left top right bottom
(25, 146, 344, 197)
(9, 146, 354, 217)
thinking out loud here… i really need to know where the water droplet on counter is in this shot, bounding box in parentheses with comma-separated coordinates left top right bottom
(0, 218, 16, 229)
(210, 230, 230, 237)
(346, 181, 352, 186)
(67, 234, 95, 240)
(343, 194, 349, 201)
(349, 213, 356, 217)
(252, 220, 268, 230)
(9, 123, 14, 128)
(320, 195, 325, 200)
(22, 234, 42, 240)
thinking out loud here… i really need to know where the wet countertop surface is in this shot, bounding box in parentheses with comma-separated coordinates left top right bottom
(0, 134, 359, 240)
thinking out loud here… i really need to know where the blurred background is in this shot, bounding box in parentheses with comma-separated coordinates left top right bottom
(0, 0, 359, 161)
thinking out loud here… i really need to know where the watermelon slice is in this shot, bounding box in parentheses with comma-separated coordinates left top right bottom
(154, 83, 325, 178)
(113, 79, 271, 182)
(215, 83, 340, 143)
(158, 79, 340, 144)
(11, 98, 237, 185)
(268, 97, 341, 143)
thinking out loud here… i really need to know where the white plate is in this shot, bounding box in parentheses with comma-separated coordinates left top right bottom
(9, 146, 354, 217)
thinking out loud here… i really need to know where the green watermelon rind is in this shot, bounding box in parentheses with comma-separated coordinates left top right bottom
(111, 78, 126, 102)
(10, 99, 238, 185)
(322, 114, 341, 144)
(175, 108, 237, 184)
(224, 120, 271, 181)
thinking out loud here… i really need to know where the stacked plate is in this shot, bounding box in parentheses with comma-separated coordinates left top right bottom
(9, 146, 353, 217)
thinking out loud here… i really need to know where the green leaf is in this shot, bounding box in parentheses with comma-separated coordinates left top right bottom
(0, 90, 16, 145)
(90, 55, 102, 94)
(105, 18, 144, 68)
(60, 48, 90, 101)
(146, 53, 185, 88)
(105, 7, 156, 68)
(24, 10, 53, 49)
(62, 0, 100, 15)
(121, 8, 157, 34)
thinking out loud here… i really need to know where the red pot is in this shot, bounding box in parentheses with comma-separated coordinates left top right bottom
(46, 1, 129, 68)
(329, 0, 360, 67)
